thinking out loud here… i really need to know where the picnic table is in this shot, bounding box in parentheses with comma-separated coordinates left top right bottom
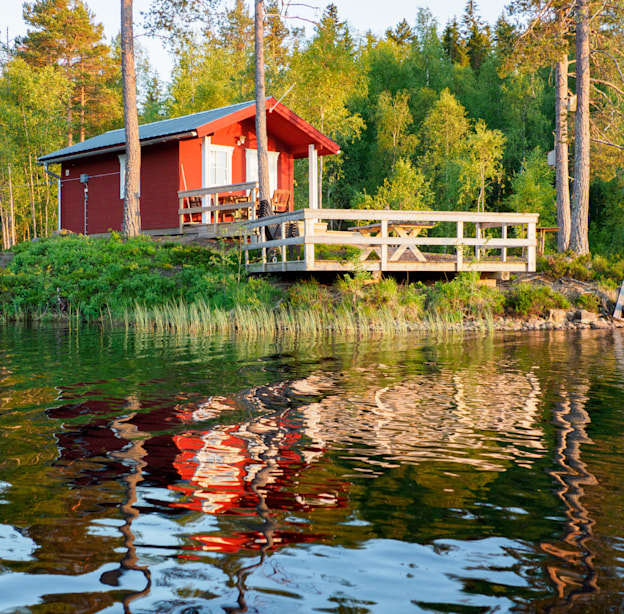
(349, 221, 436, 262)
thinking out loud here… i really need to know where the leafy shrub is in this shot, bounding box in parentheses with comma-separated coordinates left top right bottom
(573, 293, 601, 312)
(1, 234, 257, 320)
(425, 273, 504, 320)
(288, 280, 335, 312)
(504, 284, 570, 317)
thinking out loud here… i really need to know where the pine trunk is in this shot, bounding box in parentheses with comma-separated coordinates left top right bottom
(570, 0, 590, 255)
(121, 0, 141, 237)
(555, 55, 571, 252)
(255, 0, 270, 204)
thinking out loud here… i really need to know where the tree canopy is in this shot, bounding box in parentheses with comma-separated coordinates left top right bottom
(3, 0, 624, 256)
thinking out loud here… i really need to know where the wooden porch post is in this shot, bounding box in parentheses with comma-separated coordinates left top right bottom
(527, 221, 537, 271)
(304, 215, 315, 270)
(456, 221, 464, 271)
(502, 224, 507, 262)
(308, 144, 318, 210)
(381, 219, 388, 270)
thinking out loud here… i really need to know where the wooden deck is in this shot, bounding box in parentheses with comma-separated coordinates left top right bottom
(242, 209, 540, 276)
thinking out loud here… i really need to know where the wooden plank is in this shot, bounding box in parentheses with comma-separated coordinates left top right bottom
(178, 181, 258, 199)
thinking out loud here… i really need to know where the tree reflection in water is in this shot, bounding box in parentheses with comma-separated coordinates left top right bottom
(541, 386, 599, 613)
(103, 404, 152, 612)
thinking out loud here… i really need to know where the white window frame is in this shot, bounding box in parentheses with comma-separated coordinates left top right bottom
(118, 153, 140, 199)
(118, 154, 125, 199)
(202, 138, 234, 223)
(245, 149, 280, 197)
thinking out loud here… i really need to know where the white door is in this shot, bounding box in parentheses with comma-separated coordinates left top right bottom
(245, 149, 279, 198)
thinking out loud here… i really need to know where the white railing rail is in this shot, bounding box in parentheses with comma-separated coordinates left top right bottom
(242, 209, 539, 273)
(178, 181, 259, 234)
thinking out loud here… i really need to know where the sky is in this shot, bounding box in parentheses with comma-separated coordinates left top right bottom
(4, 0, 507, 82)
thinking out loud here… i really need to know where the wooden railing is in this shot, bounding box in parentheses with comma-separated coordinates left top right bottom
(178, 181, 258, 234)
(242, 209, 539, 274)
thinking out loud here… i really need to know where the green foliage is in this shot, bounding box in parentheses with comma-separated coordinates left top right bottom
(539, 251, 624, 290)
(506, 148, 556, 224)
(538, 252, 595, 283)
(287, 280, 335, 312)
(0, 235, 280, 320)
(458, 119, 506, 211)
(588, 177, 624, 256)
(504, 284, 569, 317)
(574, 293, 600, 312)
(424, 273, 504, 320)
(17, 0, 122, 141)
(354, 158, 433, 211)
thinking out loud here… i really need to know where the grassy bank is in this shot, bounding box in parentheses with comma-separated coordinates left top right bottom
(0, 234, 619, 334)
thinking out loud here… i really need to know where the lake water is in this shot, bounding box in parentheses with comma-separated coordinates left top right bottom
(0, 325, 623, 613)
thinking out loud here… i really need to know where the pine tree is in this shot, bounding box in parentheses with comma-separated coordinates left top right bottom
(461, 0, 492, 72)
(17, 0, 121, 145)
(385, 20, 416, 46)
(121, 0, 141, 237)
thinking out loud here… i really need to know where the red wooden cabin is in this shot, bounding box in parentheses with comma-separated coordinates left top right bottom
(38, 98, 340, 236)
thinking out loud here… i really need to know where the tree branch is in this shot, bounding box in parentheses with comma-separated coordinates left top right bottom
(591, 136, 624, 150)
(590, 77, 624, 97)
(591, 49, 624, 83)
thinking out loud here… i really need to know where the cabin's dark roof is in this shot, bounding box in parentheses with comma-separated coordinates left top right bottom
(38, 100, 256, 164)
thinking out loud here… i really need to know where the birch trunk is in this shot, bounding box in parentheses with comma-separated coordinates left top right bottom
(8, 165, 16, 247)
(0, 198, 6, 251)
(255, 0, 271, 205)
(121, 0, 141, 237)
(555, 55, 571, 251)
(570, 0, 590, 255)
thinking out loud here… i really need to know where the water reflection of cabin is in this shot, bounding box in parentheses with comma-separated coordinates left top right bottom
(38, 98, 340, 237)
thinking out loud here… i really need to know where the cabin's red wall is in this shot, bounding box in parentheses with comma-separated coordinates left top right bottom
(60, 157, 122, 234)
(179, 138, 202, 190)
(59, 118, 298, 234)
(141, 141, 180, 230)
(60, 142, 180, 234)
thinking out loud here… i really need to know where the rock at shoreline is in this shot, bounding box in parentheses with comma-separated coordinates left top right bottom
(0, 252, 14, 269)
(574, 309, 597, 323)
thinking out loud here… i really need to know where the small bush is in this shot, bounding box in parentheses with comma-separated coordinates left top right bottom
(574, 293, 601, 313)
(287, 280, 334, 312)
(425, 274, 504, 321)
(504, 284, 570, 317)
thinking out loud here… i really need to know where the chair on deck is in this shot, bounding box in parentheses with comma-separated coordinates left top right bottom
(183, 196, 203, 224)
(272, 189, 291, 213)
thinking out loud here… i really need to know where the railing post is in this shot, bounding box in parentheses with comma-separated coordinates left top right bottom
(475, 222, 481, 260)
(244, 229, 250, 268)
(502, 224, 508, 262)
(261, 224, 267, 272)
(527, 221, 537, 271)
(179, 197, 184, 234)
(213, 193, 219, 236)
(281, 220, 287, 271)
(304, 215, 315, 270)
(456, 221, 464, 271)
(381, 219, 388, 270)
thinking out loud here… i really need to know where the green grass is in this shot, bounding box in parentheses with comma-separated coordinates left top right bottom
(1, 234, 601, 334)
(0, 233, 280, 321)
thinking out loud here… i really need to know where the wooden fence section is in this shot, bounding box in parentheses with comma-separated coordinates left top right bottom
(178, 181, 258, 236)
(242, 209, 539, 275)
